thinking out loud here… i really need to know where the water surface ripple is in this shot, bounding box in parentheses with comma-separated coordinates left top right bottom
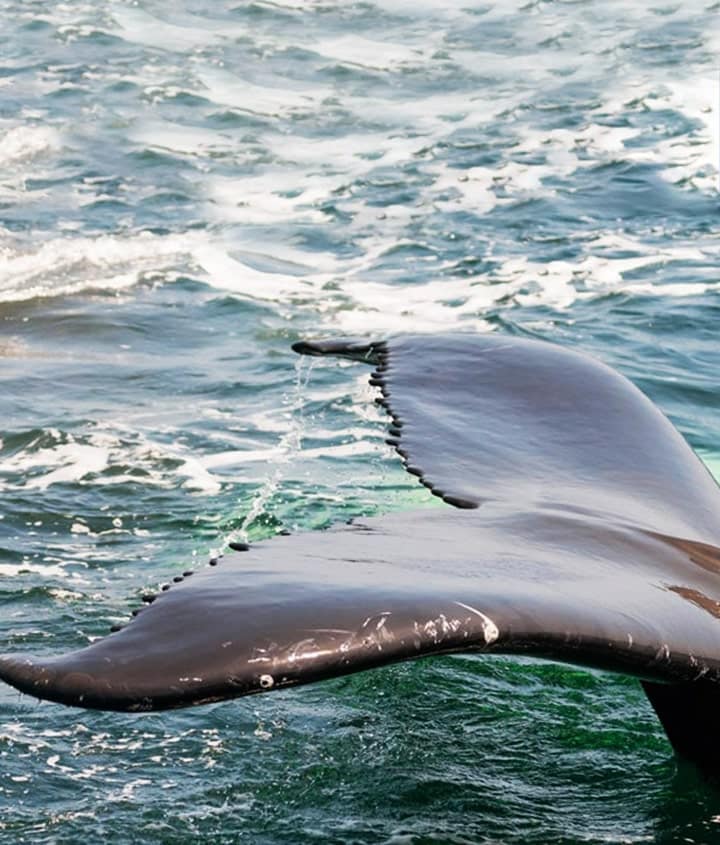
(0, 1, 719, 842)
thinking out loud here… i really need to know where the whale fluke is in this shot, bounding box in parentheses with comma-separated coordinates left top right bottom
(3, 334, 720, 769)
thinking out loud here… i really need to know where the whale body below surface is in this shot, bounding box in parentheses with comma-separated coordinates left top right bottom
(3, 334, 720, 770)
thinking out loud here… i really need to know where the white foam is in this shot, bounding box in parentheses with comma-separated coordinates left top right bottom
(362, 0, 471, 16)
(337, 276, 495, 334)
(311, 34, 433, 71)
(0, 425, 228, 497)
(187, 218, 720, 334)
(129, 121, 238, 158)
(0, 561, 68, 578)
(196, 67, 329, 117)
(0, 232, 191, 304)
(649, 78, 718, 193)
(111, 6, 221, 52)
(0, 222, 341, 309)
(95, 429, 225, 496)
(495, 235, 720, 311)
(591, 76, 718, 194)
(202, 127, 430, 229)
(70, 522, 91, 535)
(193, 244, 326, 300)
(0, 125, 62, 166)
(345, 90, 498, 135)
(0, 442, 109, 491)
(204, 173, 332, 226)
(174, 455, 222, 495)
(0, 0, 714, 347)
(201, 437, 381, 471)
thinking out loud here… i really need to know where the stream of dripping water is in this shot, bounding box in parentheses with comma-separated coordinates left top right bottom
(228, 355, 316, 546)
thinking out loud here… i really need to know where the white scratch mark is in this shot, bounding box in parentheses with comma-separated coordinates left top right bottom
(361, 611, 391, 630)
(654, 644, 671, 662)
(454, 601, 499, 645)
(286, 638, 316, 662)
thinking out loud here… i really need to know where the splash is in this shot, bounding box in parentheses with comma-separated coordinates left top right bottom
(226, 355, 316, 545)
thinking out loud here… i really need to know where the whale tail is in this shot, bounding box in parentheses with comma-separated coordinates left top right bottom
(643, 682, 720, 771)
(3, 334, 720, 771)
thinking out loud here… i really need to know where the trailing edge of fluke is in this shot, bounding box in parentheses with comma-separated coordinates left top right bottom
(2, 334, 720, 771)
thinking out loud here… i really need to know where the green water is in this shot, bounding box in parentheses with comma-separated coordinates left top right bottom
(1, 0, 720, 841)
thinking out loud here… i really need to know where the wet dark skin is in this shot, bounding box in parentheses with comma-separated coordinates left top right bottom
(2, 335, 720, 769)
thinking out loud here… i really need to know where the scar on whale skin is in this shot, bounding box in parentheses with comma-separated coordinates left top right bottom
(3, 334, 720, 772)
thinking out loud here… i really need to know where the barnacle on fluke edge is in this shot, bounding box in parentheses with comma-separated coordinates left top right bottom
(3, 334, 720, 771)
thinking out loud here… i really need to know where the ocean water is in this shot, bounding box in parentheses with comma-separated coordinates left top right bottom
(0, 0, 719, 842)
